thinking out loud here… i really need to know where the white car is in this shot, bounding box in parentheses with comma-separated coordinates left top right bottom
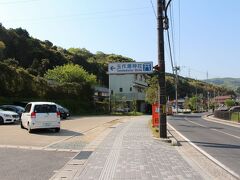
(0, 108, 20, 124)
(21, 102, 61, 133)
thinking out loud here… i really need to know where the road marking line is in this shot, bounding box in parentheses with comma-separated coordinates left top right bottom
(185, 118, 240, 140)
(0, 144, 80, 152)
(203, 115, 240, 128)
(167, 123, 240, 179)
(212, 128, 240, 140)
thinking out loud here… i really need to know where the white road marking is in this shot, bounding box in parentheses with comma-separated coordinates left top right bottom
(0, 144, 80, 152)
(185, 118, 240, 140)
(167, 123, 240, 179)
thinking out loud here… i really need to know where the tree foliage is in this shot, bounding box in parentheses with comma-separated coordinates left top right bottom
(145, 76, 158, 104)
(44, 64, 96, 86)
(0, 23, 236, 113)
(224, 99, 235, 107)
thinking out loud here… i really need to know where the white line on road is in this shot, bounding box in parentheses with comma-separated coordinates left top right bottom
(0, 144, 80, 152)
(203, 115, 240, 128)
(212, 128, 240, 140)
(185, 118, 240, 140)
(167, 123, 240, 179)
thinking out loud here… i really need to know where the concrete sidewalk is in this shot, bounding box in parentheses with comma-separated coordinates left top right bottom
(51, 116, 205, 180)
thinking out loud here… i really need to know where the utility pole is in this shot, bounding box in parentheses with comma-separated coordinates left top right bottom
(174, 66, 180, 114)
(207, 71, 209, 112)
(207, 91, 210, 112)
(158, 0, 170, 138)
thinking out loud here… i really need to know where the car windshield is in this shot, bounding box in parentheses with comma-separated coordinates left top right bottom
(16, 106, 25, 111)
(34, 105, 57, 113)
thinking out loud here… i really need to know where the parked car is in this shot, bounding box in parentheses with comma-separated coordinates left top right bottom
(229, 106, 240, 112)
(217, 105, 229, 111)
(56, 104, 70, 119)
(21, 102, 61, 133)
(0, 105, 25, 117)
(183, 108, 191, 113)
(116, 107, 130, 113)
(0, 108, 20, 124)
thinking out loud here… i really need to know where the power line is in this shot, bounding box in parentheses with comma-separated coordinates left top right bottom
(166, 30, 174, 74)
(150, 0, 157, 19)
(178, 0, 181, 66)
(169, 2, 176, 67)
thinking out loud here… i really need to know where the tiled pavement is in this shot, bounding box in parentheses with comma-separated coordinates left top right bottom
(71, 116, 204, 180)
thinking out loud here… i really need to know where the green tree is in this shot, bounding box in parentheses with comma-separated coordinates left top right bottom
(3, 58, 19, 67)
(44, 64, 96, 85)
(145, 76, 158, 104)
(188, 96, 201, 111)
(68, 48, 93, 60)
(236, 87, 240, 95)
(0, 41, 6, 60)
(225, 99, 235, 107)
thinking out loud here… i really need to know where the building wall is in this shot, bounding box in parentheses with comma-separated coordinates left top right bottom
(110, 74, 134, 94)
(109, 74, 149, 112)
(109, 74, 148, 101)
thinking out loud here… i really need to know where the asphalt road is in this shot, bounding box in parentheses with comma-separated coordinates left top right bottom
(168, 114, 240, 177)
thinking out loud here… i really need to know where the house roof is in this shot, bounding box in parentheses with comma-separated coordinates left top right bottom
(214, 95, 232, 100)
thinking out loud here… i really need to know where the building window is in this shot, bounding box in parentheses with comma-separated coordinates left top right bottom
(119, 88, 123, 92)
(111, 90, 113, 95)
(130, 87, 132, 92)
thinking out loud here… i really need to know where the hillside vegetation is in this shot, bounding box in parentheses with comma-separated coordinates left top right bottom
(204, 78, 240, 91)
(0, 24, 235, 113)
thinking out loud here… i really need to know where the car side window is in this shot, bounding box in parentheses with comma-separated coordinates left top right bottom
(25, 104, 32, 113)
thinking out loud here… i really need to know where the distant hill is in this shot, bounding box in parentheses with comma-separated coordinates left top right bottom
(0, 23, 236, 107)
(204, 78, 240, 90)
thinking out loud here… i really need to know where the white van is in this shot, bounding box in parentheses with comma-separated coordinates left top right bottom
(21, 102, 61, 133)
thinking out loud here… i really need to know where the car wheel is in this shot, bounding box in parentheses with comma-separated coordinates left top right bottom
(55, 128, 60, 133)
(28, 123, 32, 133)
(0, 116, 4, 124)
(20, 121, 24, 129)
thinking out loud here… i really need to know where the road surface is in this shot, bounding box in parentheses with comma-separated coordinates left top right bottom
(168, 114, 240, 177)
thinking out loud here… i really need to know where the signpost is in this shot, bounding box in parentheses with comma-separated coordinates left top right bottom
(108, 62, 153, 74)
(108, 62, 153, 112)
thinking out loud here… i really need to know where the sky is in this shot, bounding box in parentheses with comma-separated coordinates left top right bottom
(0, 0, 240, 80)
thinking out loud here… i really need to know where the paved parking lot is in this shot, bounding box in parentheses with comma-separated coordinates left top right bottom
(0, 115, 125, 180)
(0, 116, 123, 148)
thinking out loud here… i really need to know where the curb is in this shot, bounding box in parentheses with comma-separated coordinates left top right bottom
(167, 122, 240, 180)
(203, 115, 240, 128)
(153, 130, 180, 146)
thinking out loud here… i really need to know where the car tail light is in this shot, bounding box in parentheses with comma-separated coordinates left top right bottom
(31, 112, 36, 118)
(57, 111, 60, 118)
